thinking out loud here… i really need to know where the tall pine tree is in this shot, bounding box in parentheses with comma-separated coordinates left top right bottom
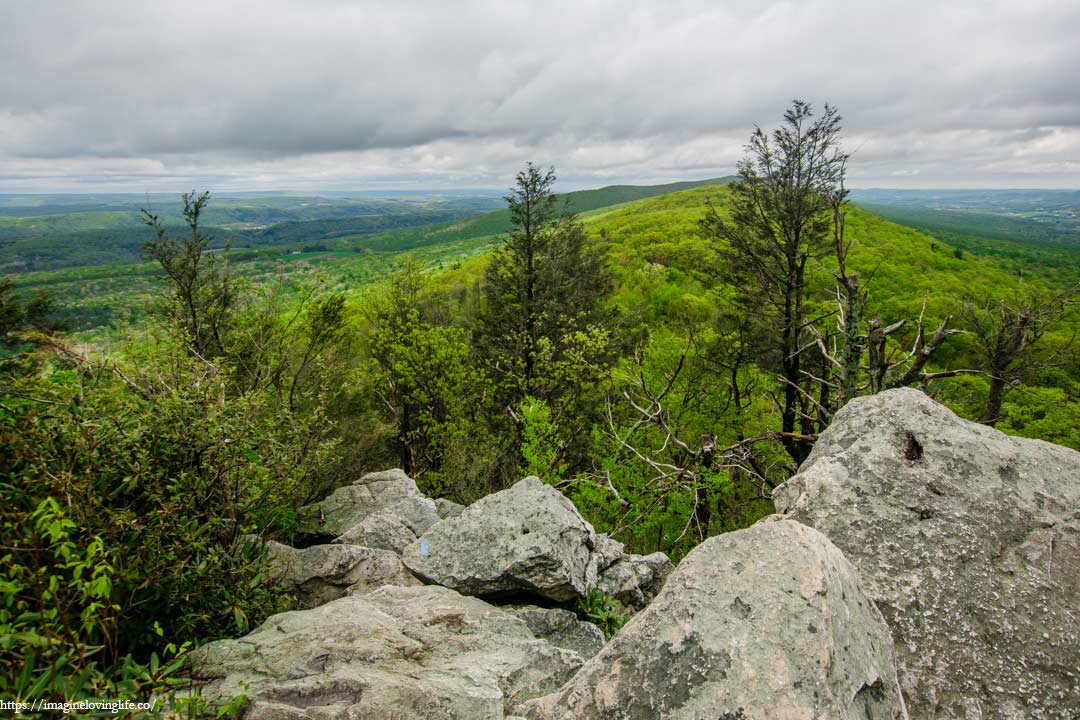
(474, 163, 615, 480)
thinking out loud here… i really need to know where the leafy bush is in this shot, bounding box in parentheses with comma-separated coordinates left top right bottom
(0, 194, 351, 708)
(0, 352, 306, 708)
(577, 589, 627, 640)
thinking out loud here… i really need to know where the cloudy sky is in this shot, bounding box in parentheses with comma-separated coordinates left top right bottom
(2, 0, 1078, 193)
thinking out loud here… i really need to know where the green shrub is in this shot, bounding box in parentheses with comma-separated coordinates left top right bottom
(577, 589, 628, 640)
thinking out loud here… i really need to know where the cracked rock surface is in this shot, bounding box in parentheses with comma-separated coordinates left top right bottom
(188, 585, 586, 719)
(774, 388, 1080, 719)
(264, 541, 420, 608)
(521, 518, 907, 719)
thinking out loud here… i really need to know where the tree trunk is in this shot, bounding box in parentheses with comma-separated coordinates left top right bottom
(982, 371, 1008, 426)
(693, 435, 715, 540)
(399, 402, 414, 475)
(781, 255, 812, 465)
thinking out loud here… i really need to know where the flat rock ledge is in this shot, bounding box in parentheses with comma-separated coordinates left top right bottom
(188, 585, 587, 719)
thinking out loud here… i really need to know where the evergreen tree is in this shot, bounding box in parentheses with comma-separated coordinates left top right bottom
(474, 164, 615, 478)
(701, 101, 847, 465)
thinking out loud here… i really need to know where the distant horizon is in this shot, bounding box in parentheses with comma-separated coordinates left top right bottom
(2, 181, 1079, 198)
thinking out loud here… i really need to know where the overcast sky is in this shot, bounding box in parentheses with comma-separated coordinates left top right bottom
(2, 0, 1078, 193)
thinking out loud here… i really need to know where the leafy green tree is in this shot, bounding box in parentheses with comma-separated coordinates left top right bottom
(229, 279, 347, 412)
(142, 191, 236, 358)
(701, 100, 847, 464)
(364, 257, 476, 480)
(474, 164, 615, 478)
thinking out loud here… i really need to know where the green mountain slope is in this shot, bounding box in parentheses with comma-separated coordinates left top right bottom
(855, 202, 1080, 287)
(574, 184, 1023, 314)
(332, 178, 735, 253)
(564, 184, 1077, 451)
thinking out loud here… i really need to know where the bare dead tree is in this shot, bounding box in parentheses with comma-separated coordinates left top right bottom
(827, 175, 866, 407)
(961, 287, 1077, 425)
(809, 186, 972, 417)
(571, 335, 806, 548)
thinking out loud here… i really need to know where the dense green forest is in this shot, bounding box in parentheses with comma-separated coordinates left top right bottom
(1, 105, 1077, 714)
(853, 202, 1080, 287)
(0, 193, 506, 273)
(3, 179, 731, 339)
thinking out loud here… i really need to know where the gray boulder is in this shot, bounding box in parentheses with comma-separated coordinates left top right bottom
(591, 534, 625, 573)
(510, 607, 606, 659)
(189, 585, 587, 719)
(296, 469, 440, 545)
(264, 540, 419, 607)
(596, 551, 672, 613)
(774, 388, 1080, 719)
(435, 497, 467, 519)
(521, 518, 907, 719)
(402, 477, 598, 602)
(333, 506, 419, 554)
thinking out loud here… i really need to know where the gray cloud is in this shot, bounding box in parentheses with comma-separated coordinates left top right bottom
(2, 0, 1079, 191)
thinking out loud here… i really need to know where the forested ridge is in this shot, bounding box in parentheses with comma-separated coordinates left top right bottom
(1, 103, 1077, 714)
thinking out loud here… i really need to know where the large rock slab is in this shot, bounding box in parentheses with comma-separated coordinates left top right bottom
(188, 585, 586, 719)
(402, 477, 598, 602)
(296, 469, 440, 546)
(332, 505, 421, 554)
(510, 607, 606, 660)
(521, 518, 907, 719)
(264, 540, 419, 607)
(774, 388, 1080, 719)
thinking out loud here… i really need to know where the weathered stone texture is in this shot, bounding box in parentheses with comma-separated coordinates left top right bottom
(402, 476, 598, 602)
(522, 518, 907, 720)
(775, 388, 1080, 719)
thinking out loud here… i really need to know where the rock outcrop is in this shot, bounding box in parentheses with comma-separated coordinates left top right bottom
(296, 469, 440, 547)
(596, 551, 673, 613)
(435, 497, 466, 519)
(189, 585, 587, 719)
(263, 540, 419, 607)
(774, 388, 1080, 719)
(331, 506, 420, 554)
(521, 518, 907, 719)
(192, 394, 1080, 719)
(402, 477, 599, 602)
(509, 606, 606, 660)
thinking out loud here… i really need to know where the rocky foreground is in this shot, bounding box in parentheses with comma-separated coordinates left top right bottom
(189, 389, 1080, 719)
